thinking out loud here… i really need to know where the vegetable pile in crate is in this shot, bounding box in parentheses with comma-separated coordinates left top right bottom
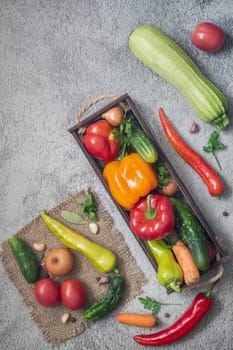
(69, 94, 228, 293)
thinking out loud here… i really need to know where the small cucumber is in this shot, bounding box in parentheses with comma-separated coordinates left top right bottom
(128, 127, 158, 163)
(8, 236, 40, 283)
(169, 197, 210, 271)
(83, 275, 124, 321)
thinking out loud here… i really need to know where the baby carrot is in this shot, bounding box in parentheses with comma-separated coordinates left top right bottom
(172, 240, 200, 286)
(116, 313, 157, 328)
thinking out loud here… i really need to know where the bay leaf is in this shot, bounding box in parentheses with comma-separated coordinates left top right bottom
(60, 210, 87, 224)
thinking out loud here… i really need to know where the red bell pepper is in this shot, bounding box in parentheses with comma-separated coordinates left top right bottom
(83, 120, 120, 162)
(129, 194, 175, 240)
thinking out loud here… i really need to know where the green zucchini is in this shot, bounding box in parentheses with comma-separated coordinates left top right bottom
(83, 275, 124, 321)
(128, 126, 158, 163)
(169, 197, 210, 271)
(8, 235, 40, 283)
(129, 25, 229, 131)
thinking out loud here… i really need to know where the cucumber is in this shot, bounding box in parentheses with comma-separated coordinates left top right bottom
(8, 236, 40, 283)
(129, 25, 229, 131)
(169, 197, 210, 271)
(83, 275, 124, 321)
(128, 126, 158, 163)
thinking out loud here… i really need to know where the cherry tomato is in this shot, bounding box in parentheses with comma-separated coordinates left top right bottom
(192, 22, 225, 52)
(61, 279, 86, 310)
(34, 278, 61, 307)
(158, 176, 178, 196)
(207, 241, 217, 262)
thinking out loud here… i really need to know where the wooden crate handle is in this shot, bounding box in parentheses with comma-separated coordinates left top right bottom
(76, 94, 118, 123)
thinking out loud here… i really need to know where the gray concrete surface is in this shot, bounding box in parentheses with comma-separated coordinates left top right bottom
(1, 1, 233, 349)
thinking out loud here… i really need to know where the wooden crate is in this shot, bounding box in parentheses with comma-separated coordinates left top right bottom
(69, 93, 229, 291)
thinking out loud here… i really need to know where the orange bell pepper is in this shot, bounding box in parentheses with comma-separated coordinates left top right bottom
(103, 153, 158, 210)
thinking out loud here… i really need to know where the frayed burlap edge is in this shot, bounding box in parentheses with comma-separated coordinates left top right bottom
(1, 190, 147, 345)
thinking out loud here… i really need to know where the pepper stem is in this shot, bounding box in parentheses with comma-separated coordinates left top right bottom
(167, 281, 181, 293)
(205, 280, 219, 298)
(113, 267, 120, 275)
(145, 195, 157, 220)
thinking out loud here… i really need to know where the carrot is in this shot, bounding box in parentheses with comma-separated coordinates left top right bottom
(116, 313, 157, 328)
(172, 240, 200, 286)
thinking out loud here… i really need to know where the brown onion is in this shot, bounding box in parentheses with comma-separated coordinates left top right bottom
(45, 248, 74, 276)
(102, 106, 123, 126)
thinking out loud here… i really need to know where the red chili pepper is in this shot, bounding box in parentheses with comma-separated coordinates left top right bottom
(134, 286, 214, 346)
(83, 120, 120, 162)
(129, 194, 175, 240)
(159, 108, 224, 196)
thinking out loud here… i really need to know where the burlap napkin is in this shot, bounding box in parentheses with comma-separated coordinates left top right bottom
(1, 190, 146, 345)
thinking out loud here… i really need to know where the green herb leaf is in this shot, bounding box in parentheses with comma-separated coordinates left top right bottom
(157, 161, 170, 187)
(138, 296, 181, 315)
(60, 210, 87, 224)
(80, 191, 97, 221)
(138, 296, 161, 315)
(203, 131, 226, 170)
(165, 231, 179, 248)
(115, 110, 136, 160)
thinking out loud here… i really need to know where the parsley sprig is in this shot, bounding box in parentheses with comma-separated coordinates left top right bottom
(203, 131, 225, 170)
(113, 108, 140, 160)
(138, 296, 181, 315)
(157, 161, 170, 188)
(80, 191, 97, 221)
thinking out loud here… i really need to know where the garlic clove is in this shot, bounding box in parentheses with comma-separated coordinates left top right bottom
(89, 222, 99, 234)
(33, 243, 46, 252)
(97, 275, 111, 285)
(61, 312, 70, 324)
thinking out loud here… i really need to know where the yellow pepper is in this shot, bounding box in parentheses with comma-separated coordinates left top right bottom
(103, 153, 158, 210)
(40, 210, 117, 273)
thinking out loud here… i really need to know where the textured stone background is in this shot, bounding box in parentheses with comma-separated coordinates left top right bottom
(1, 1, 233, 349)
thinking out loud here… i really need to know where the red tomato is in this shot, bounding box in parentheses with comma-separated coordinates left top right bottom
(86, 120, 113, 136)
(83, 120, 120, 162)
(34, 278, 61, 307)
(207, 241, 217, 262)
(61, 279, 86, 310)
(192, 22, 225, 52)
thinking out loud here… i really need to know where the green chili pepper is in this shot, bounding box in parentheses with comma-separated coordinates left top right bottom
(146, 239, 183, 292)
(41, 210, 117, 273)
